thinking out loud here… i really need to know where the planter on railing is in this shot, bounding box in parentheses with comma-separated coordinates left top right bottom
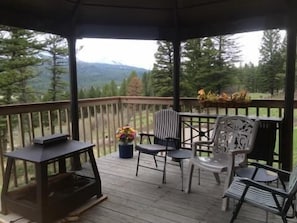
(199, 100, 251, 108)
(197, 89, 251, 108)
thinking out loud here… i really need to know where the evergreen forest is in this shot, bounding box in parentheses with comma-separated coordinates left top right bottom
(0, 25, 288, 106)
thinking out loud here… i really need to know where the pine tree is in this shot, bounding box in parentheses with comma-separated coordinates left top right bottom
(42, 34, 69, 101)
(183, 38, 207, 96)
(0, 26, 42, 152)
(125, 71, 142, 96)
(259, 29, 285, 96)
(151, 41, 174, 96)
(127, 76, 142, 96)
(142, 71, 153, 96)
(127, 71, 138, 83)
(88, 86, 98, 98)
(210, 35, 238, 93)
(0, 26, 42, 104)
(119, 79, 128, 96)
(78, 88, 86, 99)
(183, 35, 239, 95)
(101, 84, 112, 97)
(236, 63, 260, 92)
(109, 80, 118, 96)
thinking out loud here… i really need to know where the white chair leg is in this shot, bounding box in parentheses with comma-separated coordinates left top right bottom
(222, 167, 234, 211)
(213, 172, 220, 184)
(221, 197, 229, 211)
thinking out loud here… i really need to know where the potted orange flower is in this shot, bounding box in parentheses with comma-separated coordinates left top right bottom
(197, 89, 251, 108)
(116, 125, 136, 158)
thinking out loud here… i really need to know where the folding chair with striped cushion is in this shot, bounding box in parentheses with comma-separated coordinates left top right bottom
(135, 109, 180, 184)
(224, 163, 297, 223)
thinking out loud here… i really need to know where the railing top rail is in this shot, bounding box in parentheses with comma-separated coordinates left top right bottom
(0, 96, 294, 116)
(0, 100, 70, 115)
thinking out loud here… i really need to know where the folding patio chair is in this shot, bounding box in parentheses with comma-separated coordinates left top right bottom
(224, 163, 297, 223)
(135, 109, 180, 184)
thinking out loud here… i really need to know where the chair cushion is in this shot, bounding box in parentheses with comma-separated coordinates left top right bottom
(136, 144, 175, 154)
(168, 149, 192, 159)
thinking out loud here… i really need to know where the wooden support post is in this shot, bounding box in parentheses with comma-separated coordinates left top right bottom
(173, 39, 181, 112)
(283, 14, 297, 171)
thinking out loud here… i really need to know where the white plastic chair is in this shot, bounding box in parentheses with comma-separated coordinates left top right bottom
(186, 115, 259, 210)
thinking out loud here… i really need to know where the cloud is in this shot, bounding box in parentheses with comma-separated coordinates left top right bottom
(76, 38, 157, 69)
(76, 30, 286, 69)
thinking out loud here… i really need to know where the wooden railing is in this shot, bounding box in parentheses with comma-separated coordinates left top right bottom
(0, 96, 295, 188)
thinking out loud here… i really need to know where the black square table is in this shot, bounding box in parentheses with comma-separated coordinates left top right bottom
(1, 138, 103, 223)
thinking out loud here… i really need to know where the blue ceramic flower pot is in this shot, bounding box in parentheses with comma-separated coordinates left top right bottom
(119, 144, 133, 158)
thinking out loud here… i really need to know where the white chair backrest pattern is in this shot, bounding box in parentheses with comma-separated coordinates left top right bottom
(213, 116, 258, 164)
(154, 109, 179, 140)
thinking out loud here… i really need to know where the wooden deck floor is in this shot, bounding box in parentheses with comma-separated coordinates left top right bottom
(1, 151, 297, 223)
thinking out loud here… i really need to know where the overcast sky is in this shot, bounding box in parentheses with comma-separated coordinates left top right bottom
(76, 38, 158, 69)
(76, 30, 286, 70)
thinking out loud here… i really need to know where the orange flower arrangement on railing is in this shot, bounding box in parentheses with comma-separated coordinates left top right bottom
(197, 89, 251, 108)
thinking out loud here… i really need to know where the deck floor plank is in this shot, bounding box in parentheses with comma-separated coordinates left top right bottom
(1, 151, 297, 223)
(85, 152, 297, 223)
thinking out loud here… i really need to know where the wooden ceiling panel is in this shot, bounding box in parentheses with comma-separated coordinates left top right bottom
(0, 0, 294, 40)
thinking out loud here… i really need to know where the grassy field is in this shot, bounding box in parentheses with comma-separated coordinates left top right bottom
(249, 91, 287, 100)
(249, 92, 271, 99)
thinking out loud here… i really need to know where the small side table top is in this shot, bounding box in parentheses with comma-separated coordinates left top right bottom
(168, 149, 192, 160)
(235, 166, 278, 183)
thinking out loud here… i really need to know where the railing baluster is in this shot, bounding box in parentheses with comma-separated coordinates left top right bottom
(111, 104, 116, 151)
(0, 97, 292, 189)
(138, 104, 143, 138)
(65, 108, 71, 137)
(57, 109, 62, 133)
(87, 106, 92, 143)
(145, 104, 149, 134)
(94, 105, 100, 157)
(100, 104, 106, 156)
(38, 111, 44, 136)
(106, 105, 112, 154)
(47, 110, 53, 134)
(80, 107, 86, 142)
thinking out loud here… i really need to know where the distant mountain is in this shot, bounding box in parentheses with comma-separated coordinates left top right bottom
(31, 60, 149, 92)
(76, 61, 148, 89)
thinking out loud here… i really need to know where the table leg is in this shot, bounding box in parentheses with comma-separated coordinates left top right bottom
(181, 159, 184, 191)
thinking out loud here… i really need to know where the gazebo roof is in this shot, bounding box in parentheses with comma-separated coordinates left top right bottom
(0, 0, 293, 40)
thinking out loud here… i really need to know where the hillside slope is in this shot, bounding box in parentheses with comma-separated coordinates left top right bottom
(31, 60, 148, 92)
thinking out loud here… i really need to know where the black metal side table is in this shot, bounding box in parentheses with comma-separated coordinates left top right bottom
(235, 166, 278, 183)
